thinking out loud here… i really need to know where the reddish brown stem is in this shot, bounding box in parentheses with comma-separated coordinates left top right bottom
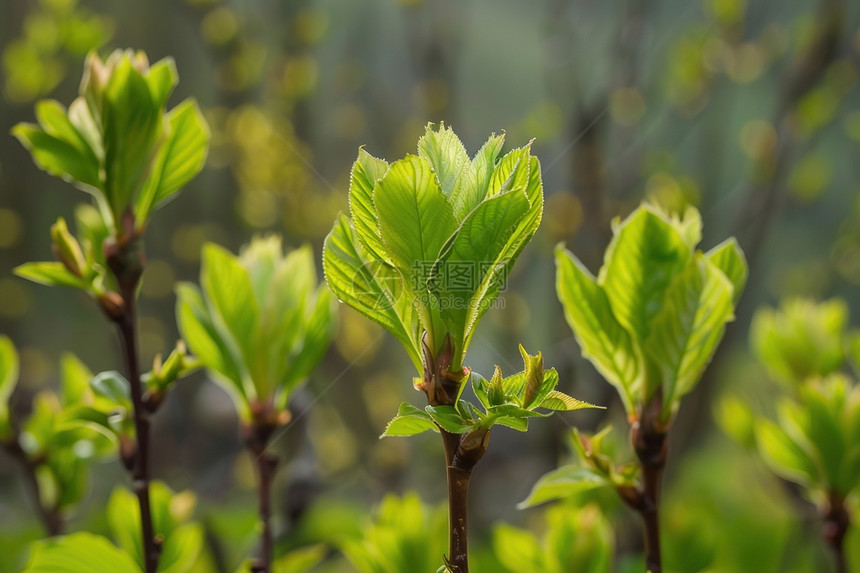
(250, 451, 279, 573)
(823, 491, 850, 573)
(115, 293, 159, 573)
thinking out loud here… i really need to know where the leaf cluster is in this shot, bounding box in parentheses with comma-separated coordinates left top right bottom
(177, 237, 336, 421)
(12, 49, 209, 234)
(556, 203, 747, 422)
(323, 124, 543, 375)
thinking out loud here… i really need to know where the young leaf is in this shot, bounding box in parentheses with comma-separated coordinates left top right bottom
(348, 148, 391, 264)
(0, 336, 19, 438)
(645, 256, 735, 411)
(598, 205, 691, 346)
(706, 238, 748, 305)
(374, 155, 459, 331)
(518, 466, 608, 508)
(381, 402, 438, 437)
(11, 124, 102, 191)
(425, 405, 472, 433)
(135, 99, 209, 224)
(417, 123, 472, 199)
(756, 419, 818, 488)
(14, 262, 92, 290)
(323, 213, 421, 371)
(23, 533, 141, 573)
(101, 56, 164, 220)
(555, 246, 638, 411)
(539, 391, 598, 412)
(60, 353, 94, 407)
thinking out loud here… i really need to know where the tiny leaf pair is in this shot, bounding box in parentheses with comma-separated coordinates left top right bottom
(382, 346, 599, 438)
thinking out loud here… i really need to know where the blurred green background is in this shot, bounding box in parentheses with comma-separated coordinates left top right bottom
(1, 0, 860, 571)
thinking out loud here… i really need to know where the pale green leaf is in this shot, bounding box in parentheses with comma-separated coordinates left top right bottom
(598, 205, 692, 346)
(23, 533, 141, 573)
(425, 405, 472, 433)
(323, 213, 421, 371)
(539, 391, 601, 412)
(12, 123, 101, 190)
(101, 56, 163, 219)
(135, 99, 209, 223)
(175, 282, 250, 412)
(348, 148, 391, 263)
(145, 57, 178, 109)
(381, 402, 438, 437)
(518, 466, 608, 508)
(493, 524, 544, 572)
(200, 243, 260, 393)
(14, 262, 92, 290)
(555, 246, 638, 411)
(706, 238, 748, 305)
(60, 353, 93, 407)
(645, 255, 735, 411)
(417, 123, 471, 199)
(374, 154, 458, 299)
(158, 524, 204, 573)
(756, 419, 818, 488)
(0, 336, 19, 437)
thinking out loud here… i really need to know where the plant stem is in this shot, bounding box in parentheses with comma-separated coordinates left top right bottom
(823, 491, 850, 573)
(251, 451, 279, 573)
(441, 429, 470, 573)
(625, 401, 668, 573)
(640, 460, 664, 573)
(115, 290, 159, 573)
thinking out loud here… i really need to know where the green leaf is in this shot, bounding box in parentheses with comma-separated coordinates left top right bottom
(24, 533, 141, 573)
(0, 336, 19, 438)
(101, 56, 163, 220)
(432, 188, 529, 355)
(60, 353, 93, 407)
(34, 100, 99, 164)
(425, 405, 472, 433)
(144, 58, 178, 109)
(382, 402, 438, 437)
(756, 419, 818, 488)
(598, 205, 692, 347)
(539, 391, 600, 412)
(470, 132, 505, 198)
(12, 123, 102, 190)
(374, 155, 459, 352)
(518, 466, 608, 508)
(493, 523, 544, 572)
(645, 255, 735, 411)
(158, 523, 204, 573)
(488, 144, 531, 197)
(135, 99, 209, 224)
(200, 243, 260, 393)
(323, 213, 421, 371)
(706, 238, 748, 305)
(176, 282, 250, 413)
(555, 246, 639, 411)
(348, 148, 391, 263)
(14, 262, 92, 290)
(280, 285, 336, 398)
(271, 544, 327, 573)
(751, 298, 846, 385)
(417, 123, 472, 199)
(89, 371, 131, 406)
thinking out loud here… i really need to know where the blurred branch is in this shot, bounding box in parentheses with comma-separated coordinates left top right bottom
(733, 0, 845, 268)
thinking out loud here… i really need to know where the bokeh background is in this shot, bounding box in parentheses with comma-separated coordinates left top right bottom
(1, 0, 860, 571)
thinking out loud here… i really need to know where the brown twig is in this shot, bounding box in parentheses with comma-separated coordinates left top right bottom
(822, 490, 850, 573)
(105, 223, 159, 573)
